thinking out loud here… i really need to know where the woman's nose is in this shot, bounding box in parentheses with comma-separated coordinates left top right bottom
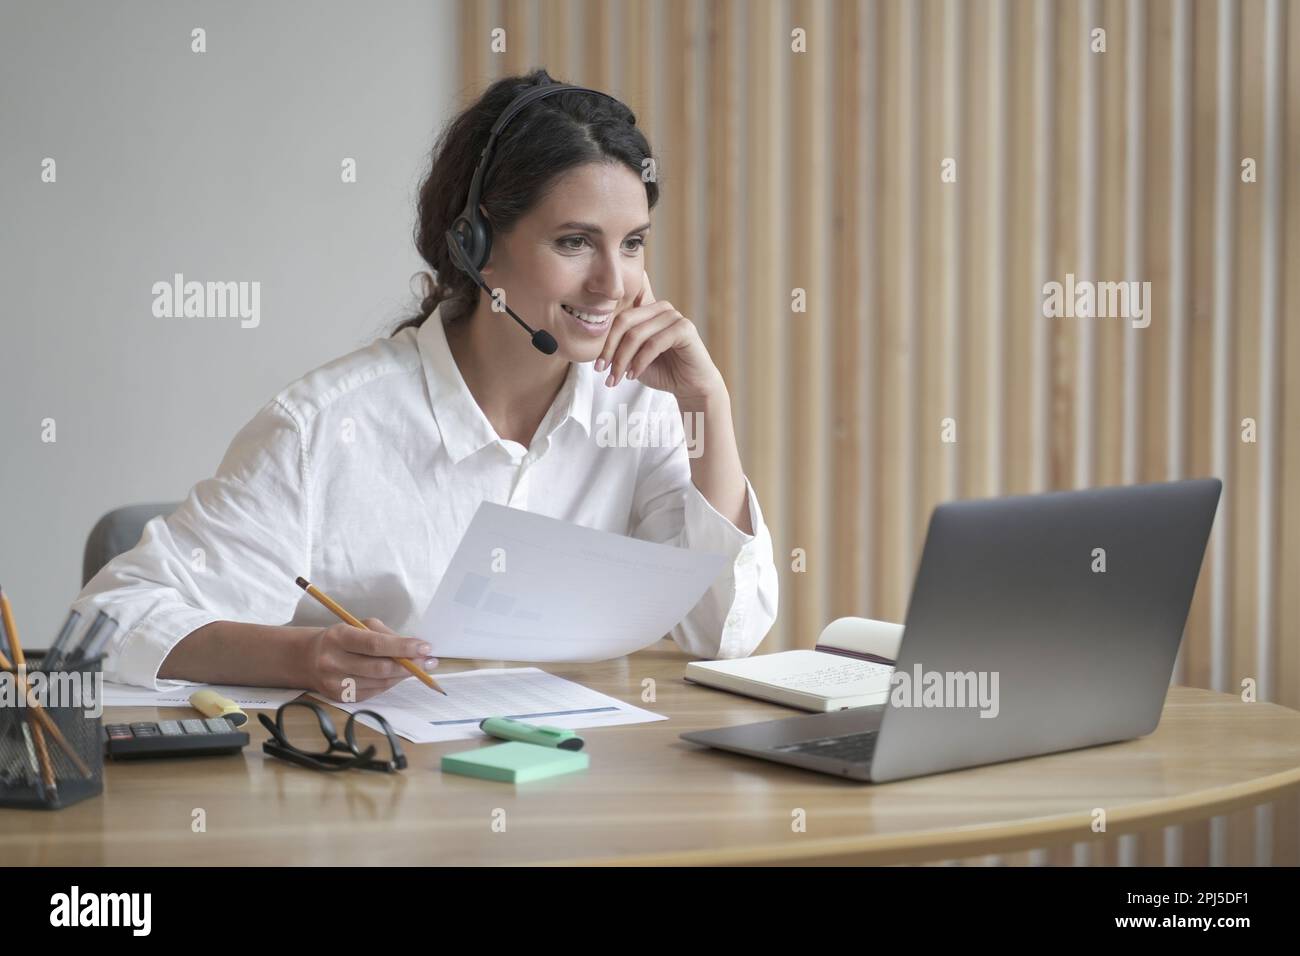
(587, 252, 627, 302)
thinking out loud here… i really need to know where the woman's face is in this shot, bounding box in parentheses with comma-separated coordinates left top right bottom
(481, 161, 651, 363)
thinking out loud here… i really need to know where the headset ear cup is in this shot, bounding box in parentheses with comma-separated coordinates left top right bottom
(447, 216, 484, 275)
(450, 214, 492, 274)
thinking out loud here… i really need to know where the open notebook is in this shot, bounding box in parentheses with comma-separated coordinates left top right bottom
(683, 617, 904, 712)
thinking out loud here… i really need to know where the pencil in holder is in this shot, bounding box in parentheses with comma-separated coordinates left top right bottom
(0, 650, 104, 810)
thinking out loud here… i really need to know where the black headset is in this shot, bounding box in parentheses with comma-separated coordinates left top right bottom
(443, 81, 633, 355)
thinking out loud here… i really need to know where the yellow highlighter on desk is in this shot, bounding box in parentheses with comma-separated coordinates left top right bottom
(190, 690, 249, 727)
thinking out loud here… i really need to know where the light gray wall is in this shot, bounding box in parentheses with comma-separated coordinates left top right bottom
(0, 0, 458, 647)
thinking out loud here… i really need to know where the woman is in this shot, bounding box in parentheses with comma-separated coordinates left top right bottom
(71, 69, 779, 701)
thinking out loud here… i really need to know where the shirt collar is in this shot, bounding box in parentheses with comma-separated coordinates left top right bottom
(417, 302, 593, 464)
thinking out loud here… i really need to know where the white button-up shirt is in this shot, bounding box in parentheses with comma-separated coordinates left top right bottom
(71, 303, 780, 689)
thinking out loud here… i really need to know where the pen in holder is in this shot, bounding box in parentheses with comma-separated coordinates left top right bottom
(0, 650, 105, 810)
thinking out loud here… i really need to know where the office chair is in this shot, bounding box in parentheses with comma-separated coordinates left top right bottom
(82, 502, 181, 587)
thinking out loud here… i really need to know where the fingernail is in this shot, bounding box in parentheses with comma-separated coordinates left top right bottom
(417, 643, 432, 655)
(626, 370, 636, 380)
(425, 657, 439, 668)
(605, 373, 614, 386)
(595, 358, 606, 372)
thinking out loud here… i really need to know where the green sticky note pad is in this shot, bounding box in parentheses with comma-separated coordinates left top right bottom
(441, 741, 590, 783)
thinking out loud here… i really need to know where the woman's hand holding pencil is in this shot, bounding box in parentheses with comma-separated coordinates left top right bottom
(295, 577, 447, 702)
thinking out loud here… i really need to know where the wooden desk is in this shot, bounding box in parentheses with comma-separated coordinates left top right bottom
(4, 642, 1299, 865)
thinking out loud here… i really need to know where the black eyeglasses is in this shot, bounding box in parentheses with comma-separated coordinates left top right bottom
(259, 700, 407, 773)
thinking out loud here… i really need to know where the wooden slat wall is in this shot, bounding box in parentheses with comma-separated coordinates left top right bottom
(458, 0, 1297, 867)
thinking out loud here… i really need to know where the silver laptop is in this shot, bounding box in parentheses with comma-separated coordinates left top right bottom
(680, 478, 1222, 783)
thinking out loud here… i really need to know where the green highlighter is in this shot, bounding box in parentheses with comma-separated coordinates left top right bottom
(478, 717, 585, 751)
(441, 742, 589, 783)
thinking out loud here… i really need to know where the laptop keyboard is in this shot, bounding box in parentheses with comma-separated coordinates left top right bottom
(774, 730, 879, 764)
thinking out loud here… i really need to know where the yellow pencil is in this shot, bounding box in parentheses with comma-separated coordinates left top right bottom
(294, 577, 447, 696)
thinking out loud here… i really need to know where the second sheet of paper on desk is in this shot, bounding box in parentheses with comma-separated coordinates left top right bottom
(100, 682, 306, 709)
(416, 502, 729, 662)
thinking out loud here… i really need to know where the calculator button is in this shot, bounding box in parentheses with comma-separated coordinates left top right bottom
(106, 727, 133, 739)
(204, 718, 231, 734)
(158, 721, 183, 735)
(181, 719, 207, 735)
(105, 724, 130, 734)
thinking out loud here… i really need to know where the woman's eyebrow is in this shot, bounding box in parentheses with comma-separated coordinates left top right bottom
(556, 221, 652, 236)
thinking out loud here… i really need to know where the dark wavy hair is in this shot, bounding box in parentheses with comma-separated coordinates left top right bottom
(392, 68, 659, 336)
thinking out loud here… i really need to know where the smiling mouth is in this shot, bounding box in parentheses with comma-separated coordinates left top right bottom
(561, 304, 613, 327)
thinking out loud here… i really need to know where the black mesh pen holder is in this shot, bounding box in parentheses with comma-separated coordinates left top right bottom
(0, 651, 104, 810)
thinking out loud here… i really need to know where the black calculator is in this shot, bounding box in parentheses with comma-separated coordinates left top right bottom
(103, 718, 250, 759)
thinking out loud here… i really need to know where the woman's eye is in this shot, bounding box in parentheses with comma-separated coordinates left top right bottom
(557, 236, 647, 253)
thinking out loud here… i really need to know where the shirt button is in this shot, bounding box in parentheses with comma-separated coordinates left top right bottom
(726, 611, 743, 629)
(737, 550, 754, 567)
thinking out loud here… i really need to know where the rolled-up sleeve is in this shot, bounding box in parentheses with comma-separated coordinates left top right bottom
(69, 398, 311, 690)
(628, 396, 779, 660)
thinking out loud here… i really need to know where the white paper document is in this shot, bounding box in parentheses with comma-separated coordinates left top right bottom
(100, 681, 307, 709)
(416, 502, 729, 662)
(315, 667, 666, 744)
